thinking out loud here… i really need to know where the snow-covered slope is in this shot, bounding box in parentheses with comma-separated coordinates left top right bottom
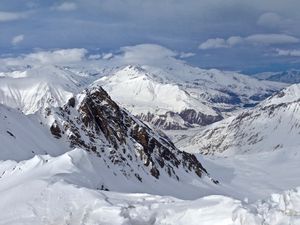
(180, 83, 300, 155)
(0, 149, 299, 225)
(0, 65, 92, 114)
(0, 104, 63, 160)
(95, 64, 285, 129)
(254, 69, 300, 84)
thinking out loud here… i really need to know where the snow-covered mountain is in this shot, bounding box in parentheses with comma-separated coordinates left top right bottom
(179, 83, 300, 155)
(95, 64, 285, 129)
(0, 43, 286, 131)
(0, 83, 217, 197)
(254, 69, 300, 84)
(1, 46, 300, 225)
(46, 86, 210, 183)
(0, 65, 93, 114)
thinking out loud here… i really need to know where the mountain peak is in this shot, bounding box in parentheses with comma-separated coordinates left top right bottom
(47, 85, 209, 183)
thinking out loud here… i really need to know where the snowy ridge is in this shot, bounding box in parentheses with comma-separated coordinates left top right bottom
(0, 149, 299, 225)
(180, 83, 300, 155)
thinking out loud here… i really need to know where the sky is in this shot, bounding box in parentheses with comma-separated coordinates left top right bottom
(1, 0, 300, 73)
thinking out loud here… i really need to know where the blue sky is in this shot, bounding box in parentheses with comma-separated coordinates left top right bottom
(1, 0, 300, 73)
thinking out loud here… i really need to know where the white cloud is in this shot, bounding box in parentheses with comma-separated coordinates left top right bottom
(54, 2, 78, 11)
(199, 38, 228, 50)
(275, 49, 300, 57)
(0, 49, 88, 68)
(179, 52, 195, 58)
(199, 34, 299, 49)
(0, 11, 28, 22)
(245, 34, 299, 45)
(25, 48, 87, 64)
(227, 36, 243, 46)
(119, 44, 178, 65)
(11, 35, 24, 46)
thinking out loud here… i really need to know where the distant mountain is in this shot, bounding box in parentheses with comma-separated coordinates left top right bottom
(0, 62, 285, 130)
(254, 69, 300, 84)
(94, 65, 285, 130)
(0, 65, 94, 115)
(179, 84, 300, 155)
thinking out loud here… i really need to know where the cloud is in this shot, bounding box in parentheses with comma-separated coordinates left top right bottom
(118, 44, 178, 65)
(0, 11, 28, 22)
(11, 35, 24, 46)
(199, 34, 299, 49)
(54, 2, 78, 11)
(199, 38, 229, 50)
(24, 48, 87, 64)
(179, 52, 195, 58)
(275, 49, 300, 57)
(245, 34, 299, 45)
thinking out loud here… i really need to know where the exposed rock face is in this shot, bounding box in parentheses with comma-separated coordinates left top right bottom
(49, 86, 208, 181)
(50, 121, 62, 138)
(179, 109, 223, 126)
(139, 110, 223, 130)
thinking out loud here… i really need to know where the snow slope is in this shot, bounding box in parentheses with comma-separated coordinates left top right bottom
(0, 104, 63, 161)
(179, 83, 300, 155)
(0, 149, 299, 225)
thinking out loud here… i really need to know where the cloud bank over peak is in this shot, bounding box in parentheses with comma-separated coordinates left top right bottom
(0, 44, 191, 70)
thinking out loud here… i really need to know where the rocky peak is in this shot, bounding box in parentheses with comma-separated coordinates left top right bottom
(49, 86, 209, 182)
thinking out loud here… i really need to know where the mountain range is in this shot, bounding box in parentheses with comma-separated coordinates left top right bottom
(0, 51, 299, 224)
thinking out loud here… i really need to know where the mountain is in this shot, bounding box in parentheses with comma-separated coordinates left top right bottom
(0, 83, 215, 196)
(0, 65, 92, 114)
(45, 86, 209, 182)
(179, 84, 300, 155)
(0, 62, 284, 131)
(94, 64, 285, 130)
(254, 69, 300, 84)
